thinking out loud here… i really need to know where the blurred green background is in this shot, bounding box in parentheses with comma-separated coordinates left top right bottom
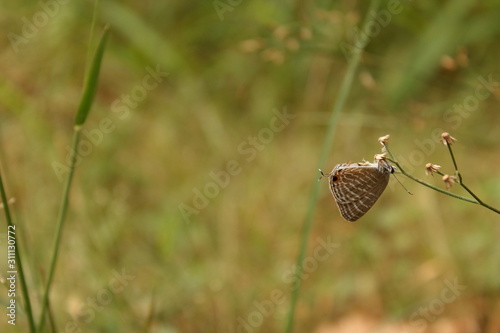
(1, 0, 500, 332)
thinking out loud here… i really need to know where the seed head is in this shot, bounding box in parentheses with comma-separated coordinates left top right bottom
(374, 153, 387, 161)
(442, 174, 457, 189)
(425, 163, 441, 176)
(441, 132, 457, 146)
(378, 134, 390, 146)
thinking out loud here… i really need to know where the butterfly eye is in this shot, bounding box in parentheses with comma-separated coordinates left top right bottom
(331, 175, 339, 182)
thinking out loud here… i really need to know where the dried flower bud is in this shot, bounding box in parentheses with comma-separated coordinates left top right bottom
(374, 153, 393, 173)
(261, 49, 285, 64)
(425, 163, 441, 176)
(441, 132, 457, 146)
(300, 27, 312, 40)
(240, 39, 263, 53)
(273, 26, 290, 40)
(378, 134, 390, 146)
(442, 174, 457, 189)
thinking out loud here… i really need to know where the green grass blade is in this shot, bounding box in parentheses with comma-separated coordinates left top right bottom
(37, 25, 110, 332)
(0, 171, 36, 332)
(74, 25, 110, 128)
(284, 1, 381, 332)
(36, 132, 80, 332)
(85, 0, 101, 74)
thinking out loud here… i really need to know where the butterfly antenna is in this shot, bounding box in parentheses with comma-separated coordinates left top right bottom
(391, 173, 412, 195)
(318, 169, 326, 181)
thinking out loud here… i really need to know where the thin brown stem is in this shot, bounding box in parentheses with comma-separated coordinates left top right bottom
(386, 157, 477, 204)
(446, 144, 459, 175)
(446, 144, 500, 214)
(383, 142, 499, 215)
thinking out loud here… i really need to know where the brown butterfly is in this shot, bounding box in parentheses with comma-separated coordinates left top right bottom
(320, 161, 394, 222)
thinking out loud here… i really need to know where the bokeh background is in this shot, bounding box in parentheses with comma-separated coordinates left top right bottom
(1, 0, 500, 332)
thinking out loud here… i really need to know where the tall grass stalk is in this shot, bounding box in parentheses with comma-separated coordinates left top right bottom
(0, 172, 36, 332)
(284, 1, 381, 332)
(36, 26, 109, 332)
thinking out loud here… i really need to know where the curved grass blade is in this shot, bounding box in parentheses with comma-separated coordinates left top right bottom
(37, 25, 110, 332)
(74, 25, 110, 129)
(0, 171, 36, 332)
(284, 1, 381, 332)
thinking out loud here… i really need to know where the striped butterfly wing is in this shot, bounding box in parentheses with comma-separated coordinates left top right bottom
(329, 164, 390, 222)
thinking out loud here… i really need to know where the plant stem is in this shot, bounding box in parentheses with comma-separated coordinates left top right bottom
(384, 143, 499, 215)
(37, 23, 109, 331)
(446, 144, 459, 174)
(446, 144, 499, 213)
(0, 172, 36, 332)
(37, 130, 80, 332)
(284, 1, 381, 332)
(387, 157, 477, 204)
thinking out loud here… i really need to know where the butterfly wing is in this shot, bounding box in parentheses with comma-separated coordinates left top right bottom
(329, 165, 390, 222)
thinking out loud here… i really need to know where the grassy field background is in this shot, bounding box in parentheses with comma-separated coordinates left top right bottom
(1, 0, 500, 332)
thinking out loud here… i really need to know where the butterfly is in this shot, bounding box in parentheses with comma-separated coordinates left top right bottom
(320, 160, 394, 222)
